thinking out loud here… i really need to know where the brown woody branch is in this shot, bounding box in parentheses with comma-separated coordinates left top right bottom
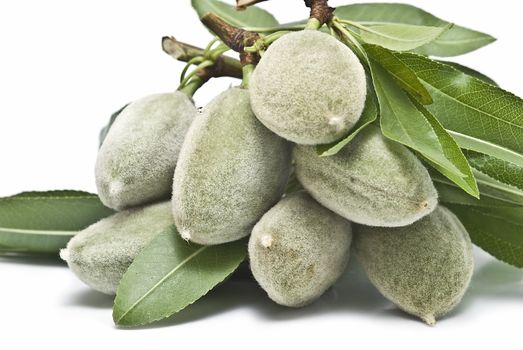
(305, 0, 334, 26)
(161, 36, 243, 80)
(200, 13, 261, 66)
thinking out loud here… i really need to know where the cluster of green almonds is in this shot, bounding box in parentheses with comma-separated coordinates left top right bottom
(61, 30, 474, 325)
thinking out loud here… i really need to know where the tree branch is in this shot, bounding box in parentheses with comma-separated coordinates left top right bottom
(200, 13, 261, 65)
(162, 36, 243, 80)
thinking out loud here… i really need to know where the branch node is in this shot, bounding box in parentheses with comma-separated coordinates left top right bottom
(200, 13, 260, 66)
(162, 36, 243, 80)
(305, 0, 334, 26)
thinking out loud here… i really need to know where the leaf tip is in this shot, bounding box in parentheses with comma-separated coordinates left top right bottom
(487, 35, 497, 44)
(315, 145, 328, 157)
(420, 94, 434, 105)
(319, 150, 335, 158)
(112, 305, 131, 327)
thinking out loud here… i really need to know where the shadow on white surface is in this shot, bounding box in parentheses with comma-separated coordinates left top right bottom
(457, 258, 523, 309)
(58, 249, 523, 329)
(65, 289, 115, 309)
(113, 257, 402, 329)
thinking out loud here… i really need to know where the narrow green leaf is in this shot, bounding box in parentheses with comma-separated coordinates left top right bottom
(465, 150, 523, 192)
(435, 179, 523, 267)
(434, 178, 501, 208)
(438, 61, 497, 86)
(371, 61, 480, 196)
(372, 62, 456, 171)
(395, 53, 523, 168)
(316, 86, 378, 156)
(334, 3, 495, 56)
(364, 44, 432, 104)
(433, 172, 523, 206)
(416, 27, 496, 58)
(99, 104, 128, 148)
(360, 23, 450, 52)
(191, 0, 278, 28)
(0, 191, 114, 254)
(448, 130, 523, 169)
(473, 171, 523, 206)
(113, 227, 247, 327)
(412, 98, 478, 197)
(448, 204, 523, 268)
(435, 175, 523, 270)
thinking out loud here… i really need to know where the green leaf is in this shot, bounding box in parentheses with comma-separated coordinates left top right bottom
(395, 53, 523, 168)
(465, 150, 523, 192)
(434, 168, 523, 206)
(316, 86, 378, 157)
(0, 244, 16, 252)
(435, 178, 523, 268)
(448, 204, 523, 268)
(438, 61, 497, 86)
(334, 3, 495, 56)
(99, 104, 128, 148)
(413, 101, 478, 197)
(359, 23, 450, 52)
(447, 131, 523, 169)
(364, 44, 432, 104)
(372, 62, 452, 167)
(371, 61, 479, 196)
(113, 227, 247, 327)
(473, 171, 523, 206)
(435, 178, 500, 208)
(0, 191, 114, 254)
(191, 0, 278, 28)
(434, 170, 522, 206)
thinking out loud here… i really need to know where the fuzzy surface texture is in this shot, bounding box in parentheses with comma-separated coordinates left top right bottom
(60, 201, 173, 295)
(96, 92, 195, 210)
(172, 87, 292, 245)
(354, 206, 474, 325)
(249, 191, 352, 307)
(249, 30, 366, 145)
(294, 126, 438, 227)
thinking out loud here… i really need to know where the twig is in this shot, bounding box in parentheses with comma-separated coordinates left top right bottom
(305, 0, 334, 27)
(200, 13, 261, 65)
(162, 36, 243, 80)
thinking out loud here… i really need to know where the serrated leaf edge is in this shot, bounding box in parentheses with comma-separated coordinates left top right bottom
(449, 130, 523, 168)
(473, 169, 523, 198)
(395, 52, 523, 141)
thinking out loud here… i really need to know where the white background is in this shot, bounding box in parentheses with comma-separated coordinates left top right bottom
(0, 1, 522, 349)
